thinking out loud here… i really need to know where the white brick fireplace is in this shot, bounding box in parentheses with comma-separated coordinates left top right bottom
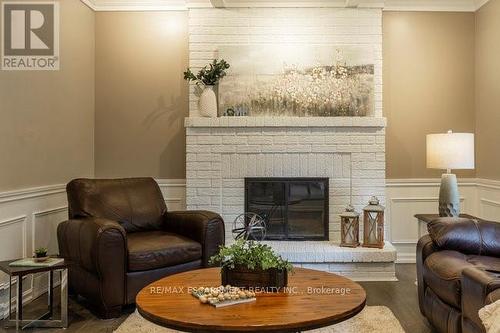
(185, 117, 396, 281)
(185, 117, 387, 242)
(184, 7, 397, 280)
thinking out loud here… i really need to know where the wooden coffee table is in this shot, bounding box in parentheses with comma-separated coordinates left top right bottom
(136, 267, 366, 332)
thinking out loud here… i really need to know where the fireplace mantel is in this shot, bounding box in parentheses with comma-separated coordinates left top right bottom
(185, 117, 387, 128)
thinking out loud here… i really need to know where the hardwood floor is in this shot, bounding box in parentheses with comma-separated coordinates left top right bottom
(0, 264, 434, 333)
(361, 264, 434, 333)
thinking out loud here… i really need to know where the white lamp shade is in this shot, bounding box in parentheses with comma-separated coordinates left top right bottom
(426, 132, 475, 170)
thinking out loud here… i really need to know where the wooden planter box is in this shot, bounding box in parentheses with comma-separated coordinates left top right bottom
(221, 266, 288, 290)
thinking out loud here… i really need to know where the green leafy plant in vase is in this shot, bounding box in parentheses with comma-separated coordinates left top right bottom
(209, 239, 293, 290)
(184, 59, 230, 118)
(34, 247, 49, 262)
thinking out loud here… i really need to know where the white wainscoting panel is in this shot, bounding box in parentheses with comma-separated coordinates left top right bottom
(477, 179, 500, 222)
(157, 179, 187, 211)
(0, 185, 66, 319)
(385, 178, 500, 264)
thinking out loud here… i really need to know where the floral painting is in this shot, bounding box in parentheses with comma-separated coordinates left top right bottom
(217, 45, 374, 117)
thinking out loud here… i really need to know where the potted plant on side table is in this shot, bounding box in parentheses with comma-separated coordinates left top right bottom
(184, 59, 230, 118)
(34, 247, 49, 262)
(209, 239, 293, 290)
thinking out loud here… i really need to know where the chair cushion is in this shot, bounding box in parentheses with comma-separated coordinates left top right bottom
(127, 231, 202, 271)
(424, 250, 500, 308)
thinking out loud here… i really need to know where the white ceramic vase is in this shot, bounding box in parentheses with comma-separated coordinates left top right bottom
(198, 85, 218, 118)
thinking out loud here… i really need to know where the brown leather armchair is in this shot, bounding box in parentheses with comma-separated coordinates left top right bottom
(417, 217, 500, 333)
(57, 178, 225, 318)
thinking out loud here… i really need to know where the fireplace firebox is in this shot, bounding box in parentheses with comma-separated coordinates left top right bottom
(245, 178, 329, 241)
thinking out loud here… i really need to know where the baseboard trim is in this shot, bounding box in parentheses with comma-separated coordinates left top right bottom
(396, 252, 416, 264)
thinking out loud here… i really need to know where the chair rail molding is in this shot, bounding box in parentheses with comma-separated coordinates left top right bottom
(0, 184, 65, 204)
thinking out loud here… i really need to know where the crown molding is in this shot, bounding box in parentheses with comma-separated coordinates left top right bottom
(186, 0, 384, 8)
(80, 0, 97, 10)
(79, 0, 488, 12)
(82, 0, 187, 11)
(384, 0, 477, 12)
(475, 0, 491, 10)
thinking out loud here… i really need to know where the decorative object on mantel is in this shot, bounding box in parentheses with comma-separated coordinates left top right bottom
(191, 285, 256, 308)
(218, 45, 374, 117)
(232, 212, 267, 241)
(340, 205, 360, 248)
(209, 240, 292, 289)
(362, 196, 385, 249)
(426, 130, 475, 217)
(184, 59, 230, 118)
(223, 106, 248, 116)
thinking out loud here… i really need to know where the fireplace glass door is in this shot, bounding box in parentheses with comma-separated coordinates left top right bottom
(245, 178, 329, 240)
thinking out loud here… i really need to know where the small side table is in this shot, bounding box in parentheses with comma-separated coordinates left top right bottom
(414, 213, 480, 238)
(0, 259, 68, 330)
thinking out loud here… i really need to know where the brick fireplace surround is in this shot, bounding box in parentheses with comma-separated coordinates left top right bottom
(185, 116, 397, 281)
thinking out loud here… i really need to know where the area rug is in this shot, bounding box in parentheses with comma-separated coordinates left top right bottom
(114, 306, 405, 333)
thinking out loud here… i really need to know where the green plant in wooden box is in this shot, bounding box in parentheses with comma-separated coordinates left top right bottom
(209, 240, 292, 290)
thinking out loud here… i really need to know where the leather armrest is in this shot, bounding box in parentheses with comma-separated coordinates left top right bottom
(164, 211, 225, 267)
(417, 234, 438, 316)
(57, 218, 127, 308)
(462, 267, 500, 332)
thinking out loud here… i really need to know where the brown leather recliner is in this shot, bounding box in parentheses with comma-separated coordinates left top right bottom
(417, 217, 500, 333)
(57, 178, 225, 318)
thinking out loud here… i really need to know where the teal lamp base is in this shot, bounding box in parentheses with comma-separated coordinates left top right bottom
(438, 173, 460, 217)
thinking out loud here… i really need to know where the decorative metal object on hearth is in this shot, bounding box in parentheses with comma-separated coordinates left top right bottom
(232, 212, 267, 241)
(362, 196, 385, 249)
(340, 205, 360, 248)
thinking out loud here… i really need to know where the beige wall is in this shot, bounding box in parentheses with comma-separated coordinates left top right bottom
(383, 12, 476, 179)
(475, 0, 500, 180)
(0, 0, 95, 191)
(94, 12, 188, 180)
(1, 7, 493, 189)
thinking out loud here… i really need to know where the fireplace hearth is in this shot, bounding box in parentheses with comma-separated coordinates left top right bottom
(245, 178, 329, 241)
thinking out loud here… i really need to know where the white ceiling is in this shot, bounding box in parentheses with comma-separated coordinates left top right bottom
(80, 0, 491, 12)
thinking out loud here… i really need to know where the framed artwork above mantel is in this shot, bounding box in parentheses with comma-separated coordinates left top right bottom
(217, 45, 375, 118)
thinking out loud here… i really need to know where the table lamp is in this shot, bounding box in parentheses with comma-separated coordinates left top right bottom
(426, 130, 474, 217)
